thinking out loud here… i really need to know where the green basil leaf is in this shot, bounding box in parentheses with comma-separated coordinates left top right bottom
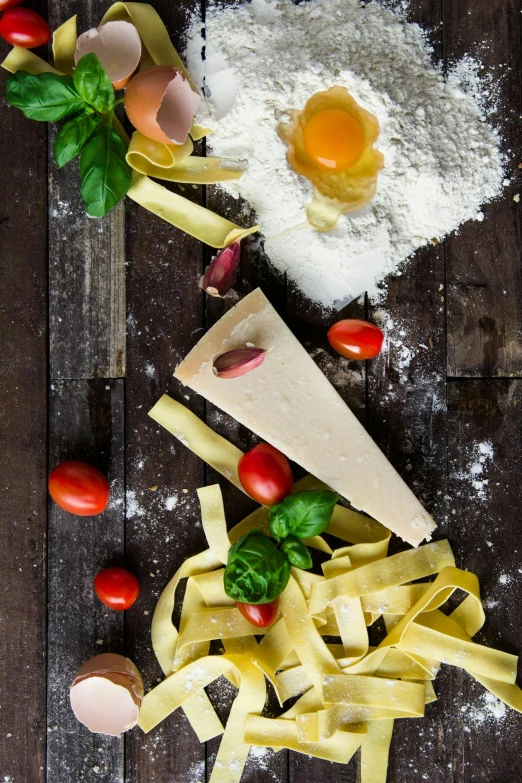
(55, 113, 99, 168)
(269, 490, 340, 540)
(80, 124, 132, 217)
(73, 53, 115, 114)
(6, 71, 84, 122)
(223, 530, 291, 604)
(268, 505, 292, 541)
(280, 535, 313, 569)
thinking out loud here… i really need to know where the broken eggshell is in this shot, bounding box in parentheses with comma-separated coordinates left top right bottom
(75, 20, 142, 90)
(124, 65, 200, 146)
(70, 653, 143, 736)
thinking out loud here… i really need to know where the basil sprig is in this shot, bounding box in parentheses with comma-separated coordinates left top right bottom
(6, 54, 131, 217)
(224, 489, 339, 604)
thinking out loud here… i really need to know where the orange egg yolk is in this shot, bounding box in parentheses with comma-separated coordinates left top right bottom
(303, 109, 366, 172)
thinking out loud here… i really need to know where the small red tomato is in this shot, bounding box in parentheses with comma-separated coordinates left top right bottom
(236, 599, 279, 628)
(327, 319, 384, 360)
(0, 0, 24, 11)
(0, 8, 51, 48)
(94, 567, 141, 611)
(238, 443, 293, 506)
(48, 460, 110, 516)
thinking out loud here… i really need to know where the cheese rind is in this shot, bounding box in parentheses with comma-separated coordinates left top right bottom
(175, 289, 436, 546)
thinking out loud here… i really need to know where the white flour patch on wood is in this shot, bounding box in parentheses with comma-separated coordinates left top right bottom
(186, 0, 505, 308)
(186, 759, 205, 783)
(453, 440, 494, 501)
(461, 691, 508, 732)
(165, 494, 179, 511)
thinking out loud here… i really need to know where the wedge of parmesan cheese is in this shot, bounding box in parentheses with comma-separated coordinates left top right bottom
(174, 289, 436, 546)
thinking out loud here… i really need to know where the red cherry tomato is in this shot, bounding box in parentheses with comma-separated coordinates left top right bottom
(0, 8, 51, 48)
(236, 599, 279, 628)
(48, 460, 110, 516)
(94, 567, 141, 611)
(0, 0, 24, 11)
(238, 443, 293, 506)
(327, 319, 384, 360)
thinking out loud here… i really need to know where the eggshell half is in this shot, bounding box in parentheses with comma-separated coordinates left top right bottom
(70, 653, 144, 735)
(124, 65, 200, 145)
(70, 675, 140, 735)
(75, 21, 142, 90)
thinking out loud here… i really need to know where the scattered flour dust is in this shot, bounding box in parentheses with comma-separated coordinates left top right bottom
(186, 0, 505, 308)
(453, 440, 494, 501)
(461, 691, 508, 732)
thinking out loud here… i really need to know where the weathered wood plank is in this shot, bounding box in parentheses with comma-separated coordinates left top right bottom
(0, 38, 48, 783)
(47, 379, 125, 783)
(124, 191, 207, 782)
(444, 0, 522, 378)
(366, 2, 457, 774)
(47, 0, 126, 379)
(368, 243, 454, 782)
(446, 379, 522, 780)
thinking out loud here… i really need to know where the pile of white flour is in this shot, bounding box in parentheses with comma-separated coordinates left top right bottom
(186, 0, 505, 308)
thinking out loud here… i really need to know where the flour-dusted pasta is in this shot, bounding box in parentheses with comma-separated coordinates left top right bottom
(138, 397, 522, 783)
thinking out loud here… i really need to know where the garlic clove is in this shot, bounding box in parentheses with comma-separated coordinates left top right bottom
(213, 348, 266, 379)
(200, 240, 241, 297)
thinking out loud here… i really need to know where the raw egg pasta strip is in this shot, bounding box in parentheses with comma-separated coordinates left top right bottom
(360, 720, 395, 783)
(127, 131, 245, 184)
(149, 395, 244, 491)
(52, 15, 77, 74)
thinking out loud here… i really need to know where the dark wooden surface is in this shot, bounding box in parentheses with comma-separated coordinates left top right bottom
(0, 0, 521, 782)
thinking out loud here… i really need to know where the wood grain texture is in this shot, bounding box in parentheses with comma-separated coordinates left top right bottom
(446, 380, 522, 781)
(47, 380, 125, 783)
(123, 0, 209, 750)
(444, 0, 522, 378)
(47, 0, 126, 380)
(0, 35, 48, 783)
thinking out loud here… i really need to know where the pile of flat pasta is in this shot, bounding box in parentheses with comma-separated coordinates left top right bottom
(140, 396, 522, 783)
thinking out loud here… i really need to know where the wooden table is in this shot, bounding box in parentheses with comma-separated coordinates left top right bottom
(1, 0, 521, 781)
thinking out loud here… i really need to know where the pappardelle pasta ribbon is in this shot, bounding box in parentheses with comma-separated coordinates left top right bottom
(138, 394, 522, 783)
(1, 3, 259, 248)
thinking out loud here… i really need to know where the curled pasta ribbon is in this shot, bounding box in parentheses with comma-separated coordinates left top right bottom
(141, 395, 522, 783)
(127, 131, 246, 184)
(1, 4, 259, 248)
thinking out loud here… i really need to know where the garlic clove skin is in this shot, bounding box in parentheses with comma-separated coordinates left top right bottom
(213, 348, 266, 379)
(200, 241, 241, 297)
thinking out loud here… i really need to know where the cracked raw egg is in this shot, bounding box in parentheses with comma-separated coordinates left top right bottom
(279, 86, 384, 231)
